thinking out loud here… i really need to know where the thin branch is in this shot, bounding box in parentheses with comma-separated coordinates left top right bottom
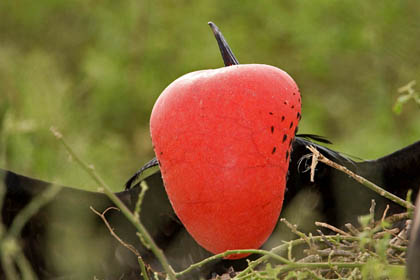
(303, 268, 325, 280)
(381, 204, 390, 224)
(235, 235, 361, 278)
(383, 212, 410, 224)
(138, 257, 150, 280)
(51, 127, 177, 280)
(8, 185, 61, 238)
(309, 150, 318, 183)
(278, 262, 403, 275)
(345, 223, 360, 236)
(369, 199, 376, 226)
(316, 230, 334, 248)
(50, 127, 107, 190)
(1, 247, 19, 280)
(175, 249, 290, 277)
(15, 249, 38, 280)
(315, 222, 350, 237)
(307, 145, 414, 210)
(315, 248, 353, 257)
(90, 206, 140, 257)
(134, 181, 149, 220)
(280, 218, 312, 247)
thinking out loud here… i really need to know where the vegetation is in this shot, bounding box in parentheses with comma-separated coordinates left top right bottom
(1, 0, 419, 190)
(2, 134, 411, 279)
(0, 1, 419, 279)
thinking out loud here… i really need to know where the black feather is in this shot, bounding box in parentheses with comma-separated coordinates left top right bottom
(296, 134, 333, 144)
(125, 157, 159, 190)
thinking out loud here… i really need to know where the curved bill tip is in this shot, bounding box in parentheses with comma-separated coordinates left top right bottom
(207, 21, 239, 66)
(208, 21, 219, 35)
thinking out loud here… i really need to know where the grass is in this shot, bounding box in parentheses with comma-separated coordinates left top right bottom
(1, 0, 420, 191)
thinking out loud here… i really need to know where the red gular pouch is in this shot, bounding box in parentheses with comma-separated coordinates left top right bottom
(150, 64, 301, 259)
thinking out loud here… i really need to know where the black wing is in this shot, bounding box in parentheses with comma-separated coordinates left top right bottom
(1, 169, 221, 279)
(3, 139, 420, 279)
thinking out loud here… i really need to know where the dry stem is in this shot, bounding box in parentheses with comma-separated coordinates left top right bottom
(51, 127, 177, 280)
(307, 145, 414, 210)
(90, 206, 140, 257)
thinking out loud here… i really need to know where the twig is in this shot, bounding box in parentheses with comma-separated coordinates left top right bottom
(235, 235, 360, 278)
(345, 223, 360, 235)
(51, 127, 177, 280)
(316, 230, 334, 248)
(280, 218, 312, 247)
(381, 204, 390, 224)
(1, 252, 19, 280)
(175, 249, 290, 277)
(307, 145, 414, 210)
(278, 262, 403, 274)
(90, 206, 140, 257)
(297, 254, 321, 263)
(373, 228, 399, 239)
(315, 248, 353, 257)
(287, 241, 294, 261)
(134, 181, 149, 220)
(327, 250, 340, 277)
(138, 257, 150, 280)
(383, 212, 410, 224)
(15, 249, 38, 280)
(136, 232, 151, 250)
(369, 199, 376, 226)
(8, 185, 61, 238)
(309, 148, 319, 183)
(315, 222, 350, 237)
(372, 212, 411, 235)
(303, 268, 325, 280)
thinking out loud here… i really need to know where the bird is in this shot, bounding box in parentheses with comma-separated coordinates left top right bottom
(2, 136, 419, 279)
(2, 22, 420, 279)
(127, 20, 420, 229)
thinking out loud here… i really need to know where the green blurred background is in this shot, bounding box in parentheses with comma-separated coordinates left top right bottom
(0, 0, 419, 191)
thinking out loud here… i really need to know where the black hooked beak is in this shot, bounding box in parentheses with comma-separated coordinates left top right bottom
(208, 21, 239, 66)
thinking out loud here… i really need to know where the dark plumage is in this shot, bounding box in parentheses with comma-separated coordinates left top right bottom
(2, 138, 420, 279)
(2, 21, 420, 280)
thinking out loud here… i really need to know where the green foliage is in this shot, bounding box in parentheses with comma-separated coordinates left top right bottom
(0, 0, 419, 190)
(229, 210, 408, 280)
(393, 80, 420, 114)
(0, 2, 418, 278)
